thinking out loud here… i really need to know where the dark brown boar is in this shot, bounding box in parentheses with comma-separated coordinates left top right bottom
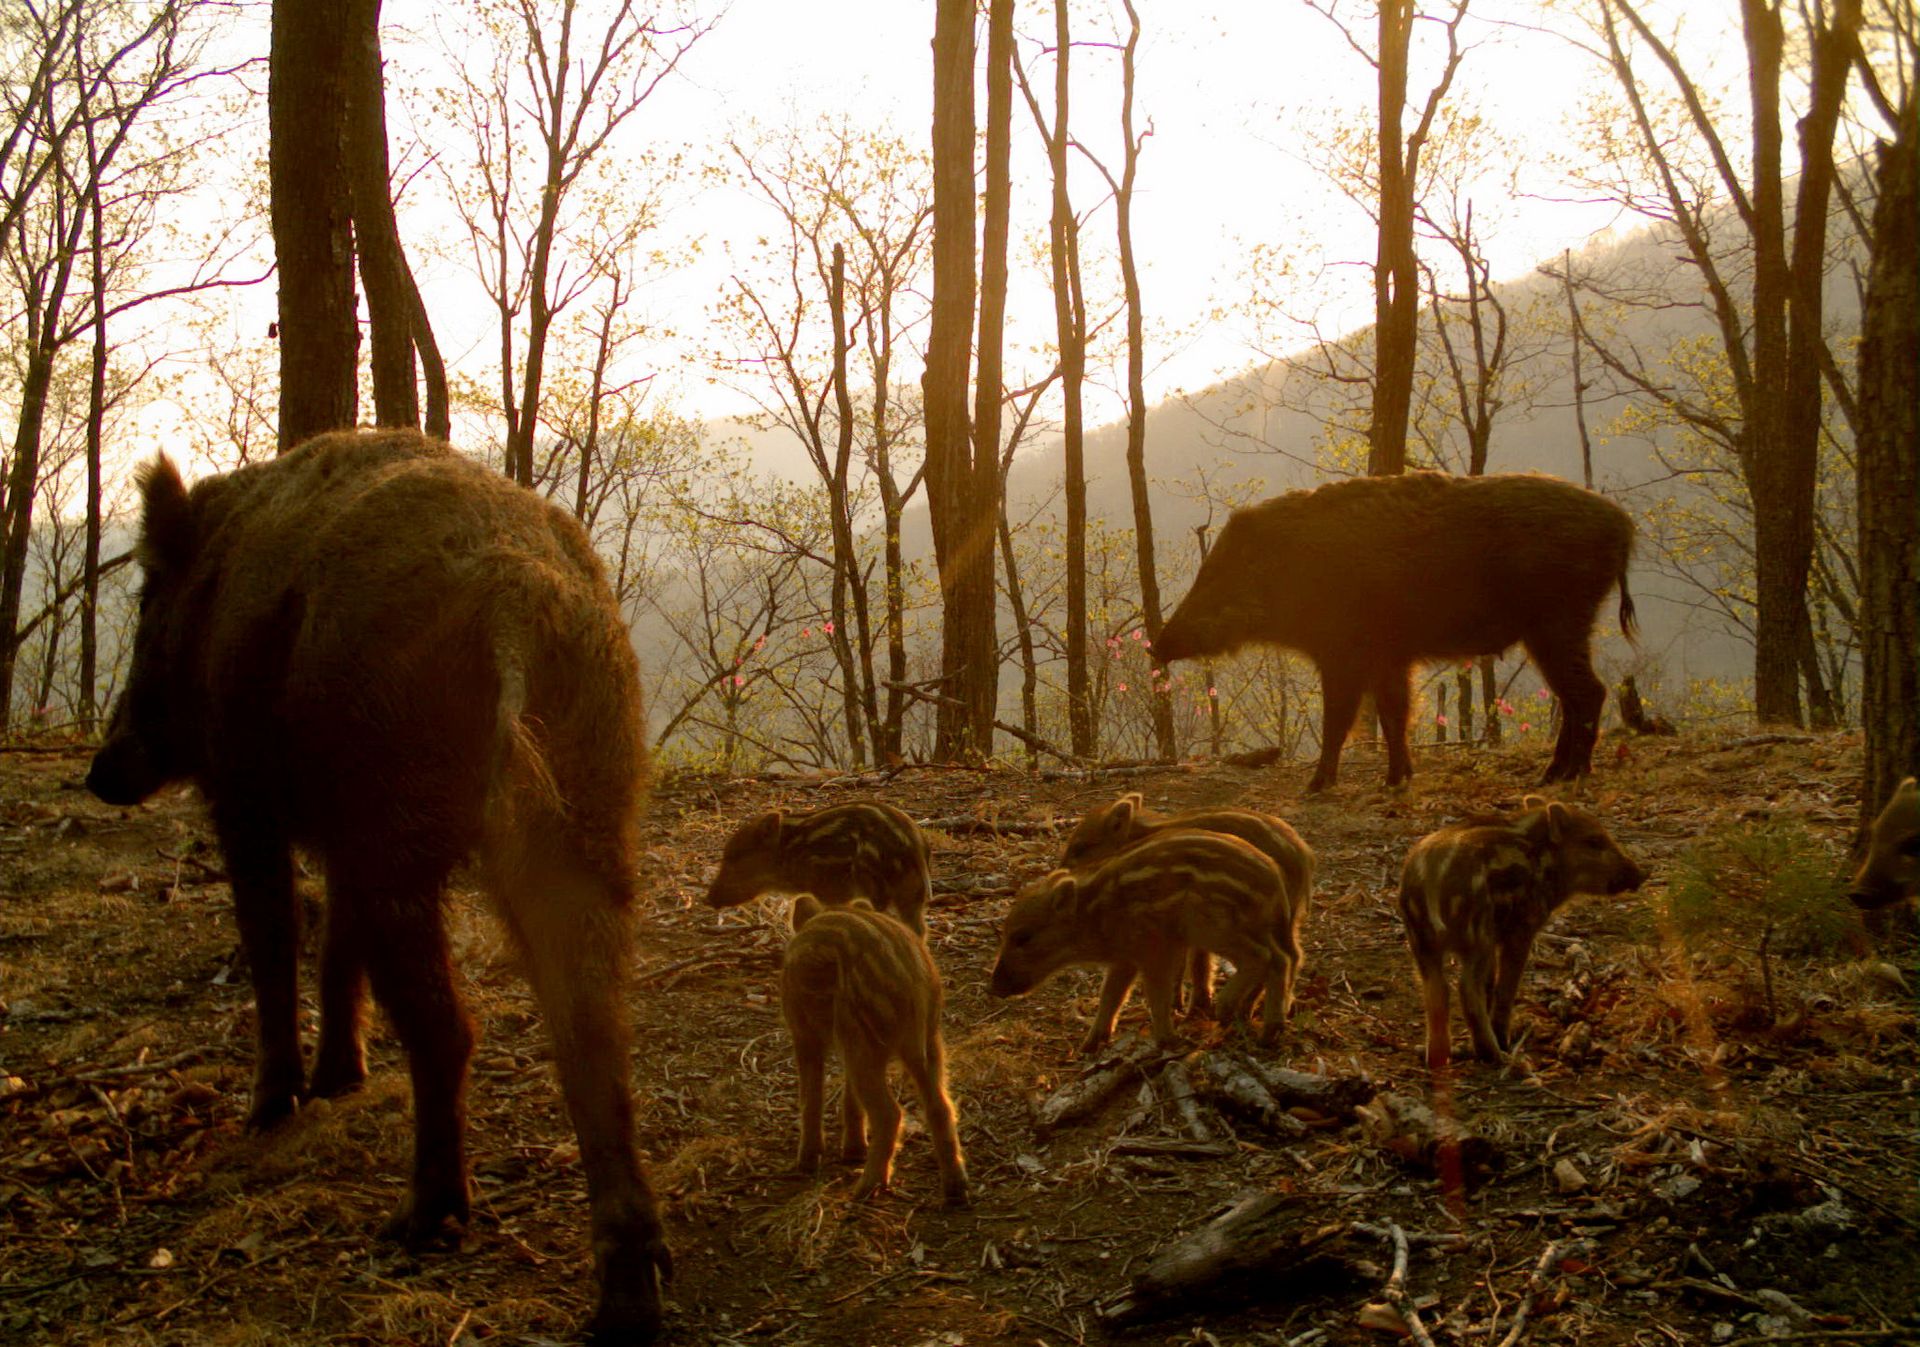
(1060, 793, 1314, 1017)
(782, 896, 968, 1205)
(1153, 471, 1637, 790)
(990, 831, 1298, 1052)
(706, 801, 931, 936)
(1396, 796, 1646, 1070)
(1848, 777, 1919, 909)
(85, 430, 668, 1345)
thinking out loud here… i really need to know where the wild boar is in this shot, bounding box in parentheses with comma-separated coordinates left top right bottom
(707, 801, 932, 936)
(1397, 796, 1646, 1070)
(1848, 776, 1919, 909)
(1060, 793, 1314, 1017)
(990, 830, 1297, 1053)
(782, 896, 968, 1205)
(85, 430, 668, 1345)
(1153, 471, 1637, 790)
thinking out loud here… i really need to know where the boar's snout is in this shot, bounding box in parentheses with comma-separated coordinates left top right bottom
(988, 959, 1026, 998)
(86, 734, 167, 807)
(1611, 858, 1648, 894)
(1847, 873, 1912, 911)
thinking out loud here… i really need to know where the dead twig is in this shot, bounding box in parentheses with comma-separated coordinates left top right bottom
(1492, 1238, 1595, 1347)
(1381, 1222, 1441, 1347)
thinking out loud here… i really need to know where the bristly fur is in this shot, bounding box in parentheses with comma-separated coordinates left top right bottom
(708, 800, 933, 936)
(782, 900, 967, 1206)
(1396, 797, 1645, 1071)
(1154, 470, 1638, 790)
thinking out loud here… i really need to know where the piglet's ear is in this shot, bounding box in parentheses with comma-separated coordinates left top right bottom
(1108, 793, 1142, 833)
(790, 894, 823, 931)
(752, 809, 787, 846)
(1049, 870, 1079, 915)
(137, 456, 195, 575)
(1544, 802, 1569, 844)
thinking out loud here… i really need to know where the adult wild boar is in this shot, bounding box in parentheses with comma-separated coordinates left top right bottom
(87, 430, 669, 1345)
(1154, 471, 1636, 790)
(1848, 777, 1919, 909)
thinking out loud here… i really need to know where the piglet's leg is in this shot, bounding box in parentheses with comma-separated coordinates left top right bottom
(1082, 964, 1138, 1055)
(899, 1024, 968, 1207)
(1182, 949, 1215, 1016)
(1456, 948, 1505, 1063)
(1137, 947, 1187, 1048)
(1408, 938, 1453, 1071)
(216, 809, 305, 1131)
(1490, 931, 1537, 1052)
(844, 1038, 901, 1202)
(787, 1012, 828, 1175)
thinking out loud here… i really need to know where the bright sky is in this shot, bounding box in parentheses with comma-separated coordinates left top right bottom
(176, 0, 1730, 458)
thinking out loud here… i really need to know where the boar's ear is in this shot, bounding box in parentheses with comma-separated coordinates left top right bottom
(790, 894, 823, 931)
(1521, 793, 1549, 812)
(137, 456, 195, 574)
(1051, 872, 1080, 915)
(752, 809, 787, 846)
(1543, 802, 1569, 844)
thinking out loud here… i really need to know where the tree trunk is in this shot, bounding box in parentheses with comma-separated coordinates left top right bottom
(81, 90, 108, 733)
(1042, 0, 1093, 755)
(1367, 0, 1417, 477)
(1111, 0, 1174, 760)
(924, 0, 990, 760)
(828, 244, 869, 769)
(271, 0, 359, 451)
(1855, 85, 1919, 831)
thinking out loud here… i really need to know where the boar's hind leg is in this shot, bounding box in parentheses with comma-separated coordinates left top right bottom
(309, 901, 370, 1099)
(1527, 633, 1606, 782)
(899, 1025, 969, 1207)
(494, 854, 670, 1343)
(1308, 665, 1367, 793)
(218, 814, 305, 1131)
(344, 862, 475, 1248)
(1372, 664, 1415, 787)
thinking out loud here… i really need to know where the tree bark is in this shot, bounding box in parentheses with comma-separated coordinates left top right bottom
(828, 244, 870, 769)
(1110, 0, 1174, 759)
(1368, 0, 1416, 477)
(924, 0, 990, 760)
(1855, 84, 1919, 832)
(271, 0, 359, 451)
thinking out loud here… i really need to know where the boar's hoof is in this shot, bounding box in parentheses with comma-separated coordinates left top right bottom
(1076, 1029, 1112, 1057)
(943, 1178, 972, 1208)
(307, 1056, 368, 1100)
(837, 1141, 868, 1166)
(586, 1239, 671, 1346)
(1305, 771, 1335, 794)
(380, 1188, 471, 1251)
(245, 1089, 302, 1133)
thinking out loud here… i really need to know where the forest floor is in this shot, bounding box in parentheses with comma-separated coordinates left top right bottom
(1, 729, 1915, 1347)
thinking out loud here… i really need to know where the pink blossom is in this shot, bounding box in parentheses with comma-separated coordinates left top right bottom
(1536, 687, 1551, 700)
(823, 620, 835, 635)
(732, 675, 745, 687)
(1207, 686, 1218, 698)
(754, 635, 766, 650)
(1142, 637, 1152, 649)
(1117, 682, 1128, 693)
(1131, 629, 1143, 641)
(1520, 721, 1531, 732)
(1435, 713, 1449, 727)
(801, 627, 812, 638)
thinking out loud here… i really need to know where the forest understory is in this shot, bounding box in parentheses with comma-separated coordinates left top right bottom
(0, 730, 1914, 1347)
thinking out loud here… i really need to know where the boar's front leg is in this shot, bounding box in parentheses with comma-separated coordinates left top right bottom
(1456, 947, 1506, 1063)
(1308, 663, 1366, 792)
(1489, 930, 1538, 1054)
(216, 809, 305, 1131)
(1081, 964, 1139, 1055)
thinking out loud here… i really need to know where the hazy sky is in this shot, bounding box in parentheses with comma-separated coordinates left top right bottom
(186, 0, 1734, 453)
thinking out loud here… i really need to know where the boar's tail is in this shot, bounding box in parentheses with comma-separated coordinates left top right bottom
(1617, 568, 1639, 643)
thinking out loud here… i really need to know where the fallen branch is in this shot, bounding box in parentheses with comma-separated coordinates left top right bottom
(1034, 1042, 1176, 1134)
(1198, 1052, 1308, 1140)
(917, 815, 1065, 837)
(1492, 1238, 1595, 1347)
(1378, 1222, 1440, 1347)
(882, 680, 1083, 766)
(1158, 1060, 1215, 1142)
(1237, 1055, 1376, 1121)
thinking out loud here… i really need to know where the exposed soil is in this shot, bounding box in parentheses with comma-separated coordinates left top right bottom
(2, 732, 1914, 1347)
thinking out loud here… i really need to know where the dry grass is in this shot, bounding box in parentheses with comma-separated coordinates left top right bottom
(1, 733, 1915, 1346)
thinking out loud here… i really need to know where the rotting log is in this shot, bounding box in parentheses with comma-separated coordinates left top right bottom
(1356, 1091, 1503, 1190)
(1236, 1054, 1376, 1121)
(1032, 1041, 1172, 1134)
(1158, 1059, 1215, 1142)
(1094, 1195, 1370, 1325)
(1198, 1053, 1309, 1140)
